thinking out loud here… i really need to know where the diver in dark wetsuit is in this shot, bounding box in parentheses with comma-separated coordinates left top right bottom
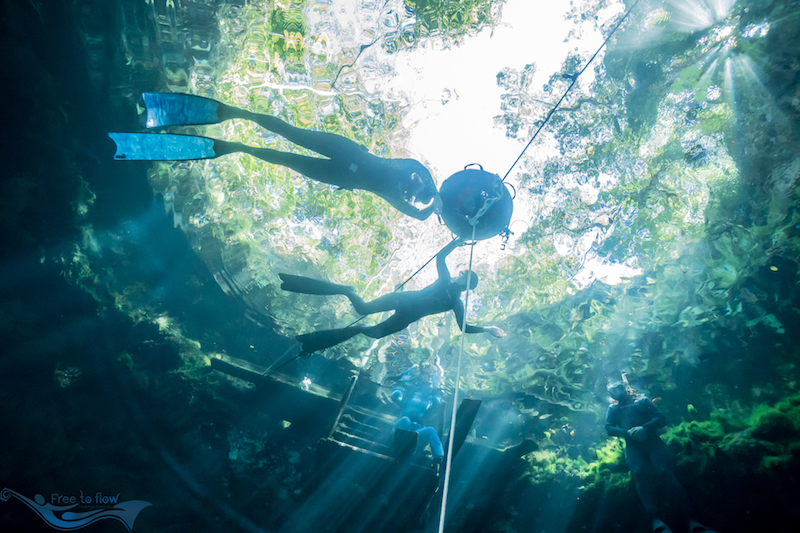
(605, 381, 716, 533)
(390, 363, 445, 465)
(279, 238, 505, 355)
(109, 93, 438, 220)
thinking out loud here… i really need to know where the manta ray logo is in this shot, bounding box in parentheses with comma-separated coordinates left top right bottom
(1, 488, 151, 531)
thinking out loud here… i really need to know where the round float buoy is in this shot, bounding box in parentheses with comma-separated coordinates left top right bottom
(438, 166, 513, 240)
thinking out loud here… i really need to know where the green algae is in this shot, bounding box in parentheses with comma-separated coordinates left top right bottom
(579, 438, 629, 492)
(666, 396, 800, 475)
(523, 425, 630, 493)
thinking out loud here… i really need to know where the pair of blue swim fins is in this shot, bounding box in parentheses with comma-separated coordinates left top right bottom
(109, 93, 236, 161)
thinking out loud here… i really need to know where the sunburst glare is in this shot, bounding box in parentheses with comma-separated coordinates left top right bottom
(664, 0, 736, 33)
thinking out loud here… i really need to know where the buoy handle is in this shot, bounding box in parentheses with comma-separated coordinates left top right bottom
(505, 181, 517, 200)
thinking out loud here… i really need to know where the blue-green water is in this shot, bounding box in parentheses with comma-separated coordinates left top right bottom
(1, 0, 799, 532)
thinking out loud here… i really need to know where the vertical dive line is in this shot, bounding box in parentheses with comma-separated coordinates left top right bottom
(438, 224, 477, 533)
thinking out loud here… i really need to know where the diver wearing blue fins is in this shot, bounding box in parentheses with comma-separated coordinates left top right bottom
(605, 380, 717, 533)
(109, 92, 438, 220)
(279, 237, 505, 356)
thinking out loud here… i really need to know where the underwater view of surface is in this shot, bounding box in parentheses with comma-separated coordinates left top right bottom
(2, 0, 800, 531)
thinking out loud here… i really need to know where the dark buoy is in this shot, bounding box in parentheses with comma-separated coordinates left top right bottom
(438, 166, 513, 240)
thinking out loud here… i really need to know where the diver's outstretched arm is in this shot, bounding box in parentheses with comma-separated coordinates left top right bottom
(451, 302, 504, 337)
(435, 238, 463, 280)
(384, 196, 436, 220)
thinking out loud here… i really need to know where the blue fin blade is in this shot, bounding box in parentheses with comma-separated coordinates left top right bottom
(109, 133, 217, 161)
(143, 93, 221, 128)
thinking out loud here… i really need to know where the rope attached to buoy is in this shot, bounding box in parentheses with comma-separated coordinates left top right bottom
(438, 222, 477, 533)
(470, 177, 506, 227)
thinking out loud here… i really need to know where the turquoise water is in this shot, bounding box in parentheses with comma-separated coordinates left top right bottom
(1, 0, 799, 532)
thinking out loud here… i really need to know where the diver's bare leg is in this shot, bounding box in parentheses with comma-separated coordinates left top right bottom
(214, 140, 357, 188)
(225, 108, 369, 162)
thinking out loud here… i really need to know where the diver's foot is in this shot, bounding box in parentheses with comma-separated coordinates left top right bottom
(329, 282, 356, 296)
(652, 518, 673, 533)
(688, 520, 716, 533)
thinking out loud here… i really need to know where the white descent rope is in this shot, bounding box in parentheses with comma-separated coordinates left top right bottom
(438, 222, 478, 533)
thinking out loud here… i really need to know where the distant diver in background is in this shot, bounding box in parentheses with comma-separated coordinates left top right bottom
(605, 380, 717, 533)
(109, 93, 438, 220)
(279, 238, 505, 356)
(389, 362, 444, 466)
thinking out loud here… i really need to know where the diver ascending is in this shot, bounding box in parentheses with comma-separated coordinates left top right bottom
(109, 93, 438, 220)
(279, 238, 505, 356)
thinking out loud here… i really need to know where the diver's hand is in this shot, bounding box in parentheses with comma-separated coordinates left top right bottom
(433, 194, 444, 213)
(488, 326, 505, 338)
(627, 426, 646, 441)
